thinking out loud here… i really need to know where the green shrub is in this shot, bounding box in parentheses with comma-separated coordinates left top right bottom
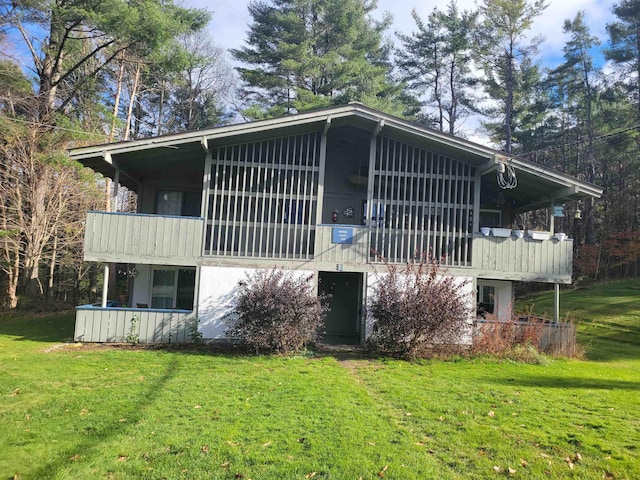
(367, 261, 472, 359)
(226, 269, 328, 353)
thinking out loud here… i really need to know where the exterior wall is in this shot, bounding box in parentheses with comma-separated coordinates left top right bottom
(197, 266, 315, 339)
(131, 265, 152, 308)
(365, 271, 475, 344)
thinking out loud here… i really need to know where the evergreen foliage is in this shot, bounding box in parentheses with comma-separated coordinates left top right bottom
(396, 1, 478, 134)
(232, 0, 404, 118)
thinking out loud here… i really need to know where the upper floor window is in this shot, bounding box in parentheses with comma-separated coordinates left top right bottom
(157, 190, 201, 217)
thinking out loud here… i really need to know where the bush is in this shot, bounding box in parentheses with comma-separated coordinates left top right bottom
(367, 261, 472, 359)
(226, 269, 328, 353)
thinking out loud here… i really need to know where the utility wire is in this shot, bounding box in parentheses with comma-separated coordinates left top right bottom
(0, 114, 111, 138)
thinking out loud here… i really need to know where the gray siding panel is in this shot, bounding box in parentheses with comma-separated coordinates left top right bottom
(471, 234, 573, 283)
(84, 212, 203, 265)
(75, 307, 197, 343)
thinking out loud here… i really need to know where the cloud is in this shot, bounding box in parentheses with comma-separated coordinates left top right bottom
(198, 0, 617, 70)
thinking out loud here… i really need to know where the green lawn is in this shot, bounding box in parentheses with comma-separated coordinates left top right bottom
(1, 280, 639, 479)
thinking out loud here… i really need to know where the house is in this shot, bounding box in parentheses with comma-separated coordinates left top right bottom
(70, 103, 602, 344)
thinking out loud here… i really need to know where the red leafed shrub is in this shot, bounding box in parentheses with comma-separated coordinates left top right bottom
(226, 269, 328, 353)
(367, 261, 472, 359)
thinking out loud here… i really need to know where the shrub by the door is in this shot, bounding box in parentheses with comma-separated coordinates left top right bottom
(368, 262, 472, 358)
(226, 269, 327, 353)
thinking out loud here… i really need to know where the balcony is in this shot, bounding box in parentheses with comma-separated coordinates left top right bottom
(84, 211, 204, 266)
(471, 233, 573, 284)
(314, 225, 370, 267)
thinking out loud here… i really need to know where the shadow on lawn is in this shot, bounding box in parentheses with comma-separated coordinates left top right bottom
(27, 356, 180, 478)
(491, 374, 640, 391)
(0, 310, 75, 343)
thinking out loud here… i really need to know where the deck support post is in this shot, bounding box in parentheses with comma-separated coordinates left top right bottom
(101, 264, 109, 308)
(554, 283, 560, 324)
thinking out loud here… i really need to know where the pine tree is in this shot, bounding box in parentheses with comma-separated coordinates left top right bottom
(605, 0, 640, 121)
(233, 0, 402, 118)
(396, 2, 478, 134)
(476, 0, 547, 153)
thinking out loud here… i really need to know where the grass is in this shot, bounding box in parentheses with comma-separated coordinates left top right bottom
(1, 280, 639, 479)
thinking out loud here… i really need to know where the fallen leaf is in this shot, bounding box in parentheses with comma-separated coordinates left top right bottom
(118, 418, 127, 423)
(438, 416, 445, 421)
(508, 467, 516, 475)
(13, 474, 20, 480)
(194, 405, 202, 409)
(234, 473, 244, 479)
(575, 452, 583, 462)
(69, 454, 80, 462)
(201, 445, 210, 454)
(405, 412, 412, 416)
(493, 466, 501, 473)
(415, 442, 425, 446)
(603, 472, 614, 479)
(377, 465, 388, 477)
(305, 472, 317, 479)
(520, 458, 529, 467)
(368, 442, 376, 446)
(118, 455, 128, 462)
(488, 411, 495, 417)
(220, 461, 230, 470)
(262, 441, 272, 448)
(8, 388, 19, 397)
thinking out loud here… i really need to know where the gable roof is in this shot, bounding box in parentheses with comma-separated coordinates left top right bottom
(68, 102, 602, 208)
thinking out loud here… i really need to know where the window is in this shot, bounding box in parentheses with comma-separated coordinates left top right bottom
(283, 199, 305, 224)
(157, 190, 201, 217)
(150, 268, 196, 310)
(477, 284, 495, 314)
(479, 209, 502, 228)
(363, 202, 386, 227)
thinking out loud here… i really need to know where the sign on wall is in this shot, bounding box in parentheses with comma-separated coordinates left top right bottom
(332, 227, 354, 244)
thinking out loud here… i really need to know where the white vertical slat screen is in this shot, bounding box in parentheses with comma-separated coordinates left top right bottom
(205, 131, 320, 259)
(370, 136, 475, 267)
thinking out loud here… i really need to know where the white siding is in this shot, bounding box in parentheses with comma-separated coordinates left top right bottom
(197, 266, 315, 339)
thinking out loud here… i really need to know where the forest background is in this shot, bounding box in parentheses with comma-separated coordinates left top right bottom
(1, 0, 639, 310)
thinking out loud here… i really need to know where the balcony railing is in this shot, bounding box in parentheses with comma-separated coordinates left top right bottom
(471, 233, 573, 283)
(75, 305, 196, 343)
(84, 211, 204, 265)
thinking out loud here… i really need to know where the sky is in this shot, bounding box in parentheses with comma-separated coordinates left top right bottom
(201, 0, 618, 66)
(192, 0, 618, 141)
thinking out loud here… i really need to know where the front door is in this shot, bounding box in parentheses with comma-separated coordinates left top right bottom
(318, 271, 362, 344)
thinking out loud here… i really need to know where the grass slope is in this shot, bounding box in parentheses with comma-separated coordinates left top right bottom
(1, 280, 639, 479)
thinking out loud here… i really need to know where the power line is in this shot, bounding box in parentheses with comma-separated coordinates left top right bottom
(522, 124, 640, 159)
(0, 114, 111, 138)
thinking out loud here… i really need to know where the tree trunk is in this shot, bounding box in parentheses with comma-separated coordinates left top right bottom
(124, 63, 141, 141)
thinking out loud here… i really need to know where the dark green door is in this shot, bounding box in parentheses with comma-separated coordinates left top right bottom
(318, 272, 362, 344)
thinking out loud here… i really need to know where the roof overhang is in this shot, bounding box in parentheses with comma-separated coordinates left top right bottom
(68, 103, 603, 203)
